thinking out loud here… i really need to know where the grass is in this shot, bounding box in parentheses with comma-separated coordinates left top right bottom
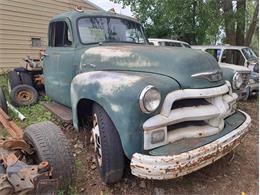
(0, 74, 53, 134)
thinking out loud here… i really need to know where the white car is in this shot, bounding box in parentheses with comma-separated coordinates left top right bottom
(191, 45, 258, 71)
(148, 38, 191, 48)
(192, 45, 258, 99)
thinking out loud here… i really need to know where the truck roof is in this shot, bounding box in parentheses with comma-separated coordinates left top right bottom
(51, 10, 139, 24)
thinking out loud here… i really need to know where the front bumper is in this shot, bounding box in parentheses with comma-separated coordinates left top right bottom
(130, 110, 251, 180)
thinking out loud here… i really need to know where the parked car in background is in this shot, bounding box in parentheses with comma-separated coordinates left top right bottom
(148, 38, 191, 48)
(192, 45, 258, 99)
(248, 71, 259, 97)
(191, 45, 258, 71)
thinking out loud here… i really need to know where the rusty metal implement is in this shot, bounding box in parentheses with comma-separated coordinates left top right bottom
(0, 107, 58, 194)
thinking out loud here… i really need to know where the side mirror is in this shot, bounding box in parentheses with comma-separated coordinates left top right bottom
(246, 61, 250, 67)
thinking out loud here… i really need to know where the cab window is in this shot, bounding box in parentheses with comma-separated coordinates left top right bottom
(49, 21, 72, 47)
(205, 49, 221, 61)
(221, 49, 245, 66)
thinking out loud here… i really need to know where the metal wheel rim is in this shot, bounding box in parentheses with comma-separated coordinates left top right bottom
(16, 90, 33, 103)
(92, 114, 102, 166)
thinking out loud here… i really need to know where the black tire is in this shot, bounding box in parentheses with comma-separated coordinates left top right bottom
(11, 84, 38, 106)
(20, 72, 33, 86)
(8, 71, 21, 92)
(23, 121, 74, 190)
(0, 88, 8, 114)
(92, 103, 124, 184)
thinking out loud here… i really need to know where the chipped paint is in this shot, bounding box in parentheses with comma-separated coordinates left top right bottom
(83, 47, 132, 62)
(72, 71, 142, 98)
(131, 110, 251, 179)
(81, 46, 157, 68)
(111, 104, 122, 113)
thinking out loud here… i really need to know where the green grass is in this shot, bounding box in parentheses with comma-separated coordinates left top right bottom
(0, 74, 53, 132)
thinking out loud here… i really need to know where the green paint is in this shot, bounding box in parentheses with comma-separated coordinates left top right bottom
(43, 11, 237, 158)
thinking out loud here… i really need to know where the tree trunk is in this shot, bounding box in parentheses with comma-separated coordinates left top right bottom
(245, 1, 259, 46)
(223, 0, 236, 45)
(236, 0, 246, 45)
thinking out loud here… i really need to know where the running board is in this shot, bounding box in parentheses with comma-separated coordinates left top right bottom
(43, 102, 72, 123)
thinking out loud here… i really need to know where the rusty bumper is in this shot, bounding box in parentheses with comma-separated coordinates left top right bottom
(130, 110, 251, 179)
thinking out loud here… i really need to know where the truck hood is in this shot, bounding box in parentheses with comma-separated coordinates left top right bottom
(80, 44, 225, 89)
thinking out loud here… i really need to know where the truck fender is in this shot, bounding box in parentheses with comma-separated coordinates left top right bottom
(70, 71, 179, 158)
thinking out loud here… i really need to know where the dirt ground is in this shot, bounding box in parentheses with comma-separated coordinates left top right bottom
(61, 97, 258, 195)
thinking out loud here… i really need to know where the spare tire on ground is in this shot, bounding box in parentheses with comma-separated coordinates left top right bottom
(23, 121, 75, 191)
(11, 84, 38, 107)
(0, 87, 8, 113)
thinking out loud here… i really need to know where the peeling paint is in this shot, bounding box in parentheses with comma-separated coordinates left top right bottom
(111, 104, 122, 113)
(73, 71, 142, 98)
(131, 110, 251, 180)
(83, 47, 132, 62)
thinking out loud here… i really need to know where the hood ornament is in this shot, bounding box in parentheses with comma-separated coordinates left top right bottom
(191, 70, 223, 82)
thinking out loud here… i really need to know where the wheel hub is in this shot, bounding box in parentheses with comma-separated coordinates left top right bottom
(92, 114, 102, 166)
(16, 90, 33, 102)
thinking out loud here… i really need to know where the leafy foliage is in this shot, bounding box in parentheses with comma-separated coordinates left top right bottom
(112, 0, 222, 44)
(112, 0, 258, 48)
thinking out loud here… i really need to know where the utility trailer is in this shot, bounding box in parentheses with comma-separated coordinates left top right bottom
(0, 88, 74, 194)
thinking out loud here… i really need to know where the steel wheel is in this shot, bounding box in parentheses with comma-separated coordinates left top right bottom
(11, 84, 38, 107)
(92, 113, 102, 166)
(92, 103, 124, 184)
(16, 90, 33, 103)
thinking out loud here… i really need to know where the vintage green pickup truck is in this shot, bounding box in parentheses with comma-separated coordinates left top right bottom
(42, 10, 251, 183)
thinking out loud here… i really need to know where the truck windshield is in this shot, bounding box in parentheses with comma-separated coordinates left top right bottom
(242, 48, 258, 60)
(78, 17, 146, 44)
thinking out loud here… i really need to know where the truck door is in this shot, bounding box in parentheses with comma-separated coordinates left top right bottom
(43, 20, 75, 107)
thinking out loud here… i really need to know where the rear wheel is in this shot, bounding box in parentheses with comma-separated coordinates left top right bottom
(0, 87, 8, 113)
(92, 103, 124, 184)
(23, 121, 74, 190)
(11, 84, 38, 106)
(8, 71, 21, 93)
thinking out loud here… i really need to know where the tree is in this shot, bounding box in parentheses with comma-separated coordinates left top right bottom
(112, 0, 258, 47)
(223, 0, 258, 46)
(245, 1, 259, 46)
(112, 0, 223, 45)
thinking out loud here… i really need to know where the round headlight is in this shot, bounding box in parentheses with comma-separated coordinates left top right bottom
(139, 85, 161, 113)
(232, 73, 243, 89)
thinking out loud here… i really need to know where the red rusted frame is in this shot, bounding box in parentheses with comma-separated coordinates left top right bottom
(0, 107, 32, 153)
(0, 108, 23, 139)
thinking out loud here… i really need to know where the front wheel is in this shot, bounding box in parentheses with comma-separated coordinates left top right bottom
(92, 103, 125, 184)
